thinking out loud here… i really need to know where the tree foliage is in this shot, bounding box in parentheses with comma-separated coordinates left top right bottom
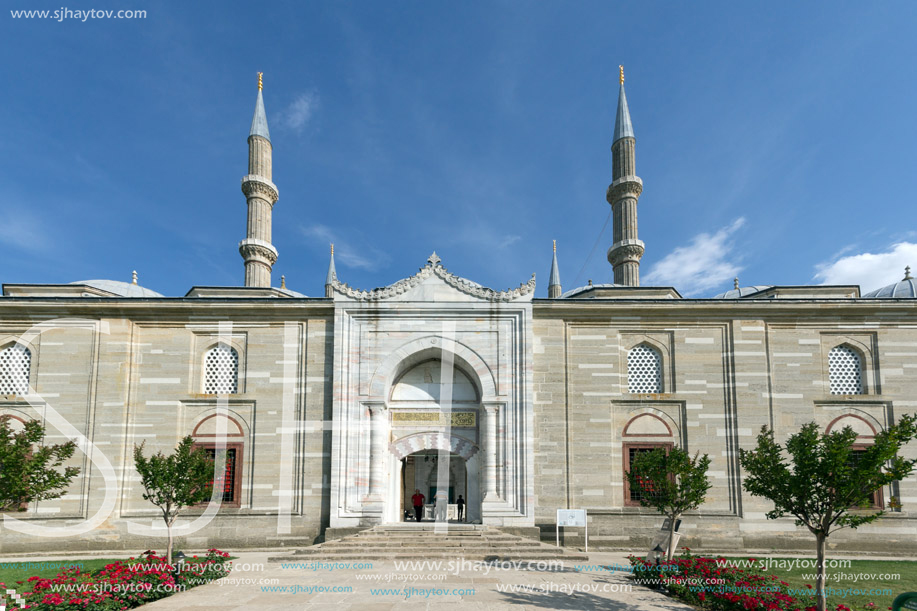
(740, 417, 917, 534)
(133, 436, 216, 563)
(0, 416, 79, 512)
(739, 415, 917, 611)
(626, 446, 712, 560)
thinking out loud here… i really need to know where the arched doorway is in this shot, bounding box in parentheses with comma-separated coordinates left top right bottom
(387, 432, 481, 524)
(400, 450, 469, 522)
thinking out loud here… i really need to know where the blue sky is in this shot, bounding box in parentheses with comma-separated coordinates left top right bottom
(3, 1, 916, 298)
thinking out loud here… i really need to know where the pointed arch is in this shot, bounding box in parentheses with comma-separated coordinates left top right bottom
(389, 432, 479, 461)
(0, 343, 32, 396)
(627, 343, 662, 394)
(828, 344, 863, 395)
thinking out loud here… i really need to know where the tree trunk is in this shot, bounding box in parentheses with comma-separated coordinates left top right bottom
(666, 513, 678, 561)
(167, 517, 174, 565)
(815, 533, 827, 611)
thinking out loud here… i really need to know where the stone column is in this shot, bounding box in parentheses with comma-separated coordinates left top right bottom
(365, 402, 387, 503)
(483, 402, 501, 501)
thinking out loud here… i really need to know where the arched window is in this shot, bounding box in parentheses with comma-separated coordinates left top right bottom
(203, 345, 239, 395)
(0, 344, 31, 396)
(828, 345, 862, 395)
(627, 344, 662, 394)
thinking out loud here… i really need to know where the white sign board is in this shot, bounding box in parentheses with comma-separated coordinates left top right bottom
(556, 509, 587, 527)
(556, 509, 588, 551)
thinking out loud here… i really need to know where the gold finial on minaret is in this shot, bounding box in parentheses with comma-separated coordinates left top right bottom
(330, 243, 334, 256)
(619, 65, 624, 85)
(553, 239, 556, 253)
(257, 72, 263, 91)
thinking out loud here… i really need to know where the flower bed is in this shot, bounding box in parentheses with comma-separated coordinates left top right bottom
(3, 549, 232, 610)
(629, 550, 818, 611)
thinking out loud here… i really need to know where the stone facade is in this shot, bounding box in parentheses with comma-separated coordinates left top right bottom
(1, 77, 915, 555)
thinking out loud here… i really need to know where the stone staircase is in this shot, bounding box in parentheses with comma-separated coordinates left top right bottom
(269, 524, 589, 562)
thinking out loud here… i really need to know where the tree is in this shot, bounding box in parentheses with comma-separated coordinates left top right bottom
(625, 446, 712, 561)
(740, 416, 917, 611)
(133, 436, 216, 564)
(0, 416, 79, 512)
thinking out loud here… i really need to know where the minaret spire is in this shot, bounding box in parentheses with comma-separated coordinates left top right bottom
(325, 243, 337, 298)
(239, 72, 279, 288)
(548, 240, 562, 298)
(606, 65, 644, 286)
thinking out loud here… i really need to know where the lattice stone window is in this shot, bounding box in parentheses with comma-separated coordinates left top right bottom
(828, 345, 862, 395)
(627, 344, 662, 394)
(204, 345, 239, 395)
(0, 344, 31, 396)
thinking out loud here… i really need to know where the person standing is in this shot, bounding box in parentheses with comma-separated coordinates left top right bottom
(411, 489, 425, 522)
(456, 495, 465, 522)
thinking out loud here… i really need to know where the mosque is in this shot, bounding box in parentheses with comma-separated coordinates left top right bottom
(0, 69, 915, 553)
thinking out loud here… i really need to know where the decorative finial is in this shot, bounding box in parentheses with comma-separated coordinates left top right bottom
(588, 279, 593, 286)
(553, 239, 556, 253)
(619, 65, 624, 85)
(281, 275, 286, 289)
(132, 270, 138, 285)
(906, 266, 913, 280)
(734, 277, 739, 290)
(257, 72, 263, 91)
(428, 252, 441, 266)
(330, 243, 334, 256)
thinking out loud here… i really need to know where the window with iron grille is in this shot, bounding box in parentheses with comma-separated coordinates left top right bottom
(196, 444, 242, 507)
(623, 442, 672, 506)
(847, 448, 882, 508)
(204, 345, 239, 395)
(828, 345, 862, 395)
(627, 344, 662, 394)
(0, 344, 31, 396)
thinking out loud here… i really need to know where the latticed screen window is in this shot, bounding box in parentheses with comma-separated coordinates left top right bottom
(627, 344, 662, 394)
(0, 344, 31, 396)
(204, 345, 239, 394)
(828, 345, 862, 395)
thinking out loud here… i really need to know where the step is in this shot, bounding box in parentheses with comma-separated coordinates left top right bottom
(270, 552, 589, 563)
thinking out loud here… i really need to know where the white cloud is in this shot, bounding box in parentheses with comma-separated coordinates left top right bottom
(300, 224, 388, 271)
(813, 242, 917, 293)
(643, 218, 746, 296)
(281, 92, 319, 132)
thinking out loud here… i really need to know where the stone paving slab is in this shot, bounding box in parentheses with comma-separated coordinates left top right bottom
(139, 551, 692, 610)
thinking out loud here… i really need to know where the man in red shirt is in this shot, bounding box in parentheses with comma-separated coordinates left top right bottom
(411, 489, 425, 522)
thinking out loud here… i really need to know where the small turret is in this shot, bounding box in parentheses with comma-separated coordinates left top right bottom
(548, 240, 562, 298)
(325, 244, 337, 298)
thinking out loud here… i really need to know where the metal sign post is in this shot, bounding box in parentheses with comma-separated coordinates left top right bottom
(556, 509, 588, 552)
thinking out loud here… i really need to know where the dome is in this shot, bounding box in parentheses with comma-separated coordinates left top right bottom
(712, 285, 772, 299)
(70, 280, 163, 298)
(862, 268, 916, 299)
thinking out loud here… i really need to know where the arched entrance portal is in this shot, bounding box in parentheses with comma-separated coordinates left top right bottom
(400, 451, 472, 522)
(386, 432, 481, 524)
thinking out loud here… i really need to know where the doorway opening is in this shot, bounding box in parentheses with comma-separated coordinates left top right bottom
(401, 450, 469, 523)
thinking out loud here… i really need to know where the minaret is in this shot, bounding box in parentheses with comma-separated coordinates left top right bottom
(239, 72, 280, 288)
(324, 244, 337, 298)
(548, 240, 562, 298)
(606, 65, 644, 286)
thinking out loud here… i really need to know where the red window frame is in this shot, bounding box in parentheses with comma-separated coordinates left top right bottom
(623, 442, 673, 507)
(192, 442, 243, 508)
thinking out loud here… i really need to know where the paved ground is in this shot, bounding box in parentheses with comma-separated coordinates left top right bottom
(137, 550, 691, 610)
